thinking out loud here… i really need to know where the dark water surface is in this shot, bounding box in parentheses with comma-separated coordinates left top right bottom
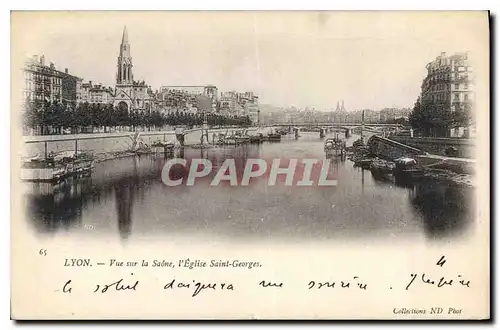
(23, 133, 476, 243)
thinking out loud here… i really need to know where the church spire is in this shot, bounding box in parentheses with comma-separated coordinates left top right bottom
(117, 26, 133, 85)
(341, 100, 345, 111)
(336, 101, 340, 111)
(121, 25, 129, 45)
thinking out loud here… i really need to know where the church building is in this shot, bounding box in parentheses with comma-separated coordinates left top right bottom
(113, 26, 154, 112)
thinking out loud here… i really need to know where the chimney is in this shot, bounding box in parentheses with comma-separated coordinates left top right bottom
(50, 62, 55, 69)
(440, 52, 446, 57)
(65, 68, 68, 74)
(89, 80, 92, 86)
(40, 55, 45, 66)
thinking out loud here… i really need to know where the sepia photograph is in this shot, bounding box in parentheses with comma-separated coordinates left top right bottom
(10, 10, 490, 320)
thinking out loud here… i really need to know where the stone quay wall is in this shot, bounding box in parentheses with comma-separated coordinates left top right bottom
(21, 127, 258, 158)
(390, 136, 476, 159)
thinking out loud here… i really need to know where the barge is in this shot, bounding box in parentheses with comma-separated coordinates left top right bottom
(324, 137, 346, 157)
(21, 151, 94, 183)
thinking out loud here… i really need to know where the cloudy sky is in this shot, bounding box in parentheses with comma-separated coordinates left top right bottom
(12, 11, 488, 110)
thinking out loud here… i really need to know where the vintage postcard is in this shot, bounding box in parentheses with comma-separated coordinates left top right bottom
(10, 11, 490, 320)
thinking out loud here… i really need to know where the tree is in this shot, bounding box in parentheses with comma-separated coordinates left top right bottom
(409, 97, 454, 137)
(116, 106, 129, 128)
(90, 103, 103, 130)
(23, 99, 41, 132)
(50, 102, 66, 134)
(74, 102, 92, 132)
(101, 104, 115, 132)
(452, 101, 473, 128)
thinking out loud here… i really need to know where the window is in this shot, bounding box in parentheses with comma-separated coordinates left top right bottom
(454, 93, 460, 101)
(464, 94, 468, 101)
(464, 83, 468, 89)
(455, 83, 459, 90)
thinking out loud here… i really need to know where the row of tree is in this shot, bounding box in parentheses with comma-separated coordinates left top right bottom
(408, 97, 473, 137)
(23, 101, 253, 135)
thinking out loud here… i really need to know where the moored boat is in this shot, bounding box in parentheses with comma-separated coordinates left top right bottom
(393, 157, 425, 180)
(370, 158, 395, 175)
(249, 134, 264, 144)
(235, 136, 251, 144)
(21, 161, 67, 182)
(324, 137, 346, 157)
(357, 158, 373, 169)
(21, 151, 95, 183)
(151, 140, 176, 153)
(267, 133, 282, 142)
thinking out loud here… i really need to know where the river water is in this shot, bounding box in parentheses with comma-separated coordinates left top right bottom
(22, 132, 476, 244)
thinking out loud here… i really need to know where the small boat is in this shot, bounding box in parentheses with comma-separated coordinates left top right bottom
(275, 128, 289, 135)
(358, 159, 373, 169)
(352, 138, 366, 151)
(219, 137, 239, 145)
(393, 157, 425, 180)
(59, 151, 94, 176)
(151, 140, 175, 153)
(152, 140, 175, 148)
(235, 136, 251, 144)
(21, 160, 67, 182)
(324, 137, 345, 150)
(267, 133, 282, 142)
(292, 128, 301, 139)
(324, 137, 346, 157)
(370, 158, 395, 175)
(21, 151, 94, 182)
(249, 134, 264, 144)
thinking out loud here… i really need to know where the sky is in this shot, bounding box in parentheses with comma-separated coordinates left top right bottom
(11, 11, 489, 111)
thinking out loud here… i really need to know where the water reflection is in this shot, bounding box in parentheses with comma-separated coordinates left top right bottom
(115, 182, 134, 240)
(25, 177, 91, 233)
(408, 179, 474, 238)
(23, 137, 476, 242)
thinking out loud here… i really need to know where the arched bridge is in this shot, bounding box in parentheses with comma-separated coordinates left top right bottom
(260, 122, 402, 138)
(263, 122, 403, 128)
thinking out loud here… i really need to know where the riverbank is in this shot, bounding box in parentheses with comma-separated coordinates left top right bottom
(417, 155, 476, 188)
(22, 127, 259, 159)
(423, 168, 475, 188)
(91, 142, 219, 163)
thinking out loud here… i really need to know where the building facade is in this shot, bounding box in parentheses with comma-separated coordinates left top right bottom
(23, 55, 63, 104)
(219, 91, 242, 115)
(421, 52, 474, 111)
(237, 92, 259, 123)
(61, 68, 83, 106)
(23, 55, 82, 107)
(158, 85, 218, 113)
(113, 26, 154, 112)
(80, 81, 114, 104)
(379, 108, 412, 122)
(420, 52, 475, 137)
(219, 91, 260, 119)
